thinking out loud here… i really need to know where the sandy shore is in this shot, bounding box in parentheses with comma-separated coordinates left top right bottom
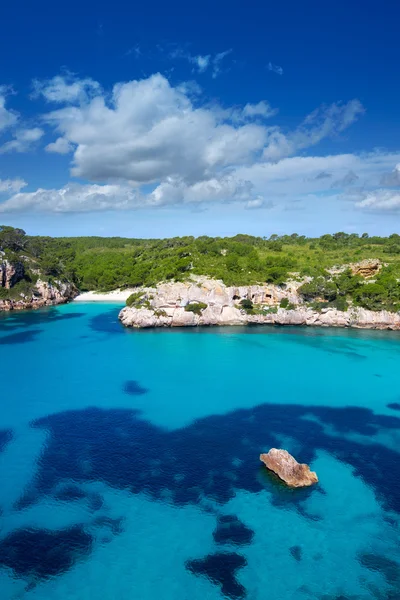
(73, 289, 134, 303)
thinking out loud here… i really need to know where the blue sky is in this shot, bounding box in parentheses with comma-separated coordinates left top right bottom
(0, 0, 399, 237)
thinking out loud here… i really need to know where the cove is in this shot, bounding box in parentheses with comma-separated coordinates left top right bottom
(0, 302, 400, 600)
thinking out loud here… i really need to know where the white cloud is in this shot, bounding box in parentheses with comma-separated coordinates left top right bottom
(244, 197, 272, 210)
(235, 152, 400, 200)
(0, 87, 18, 132)
(42, 73, 363, 189)
(212, 49, 232, 78)
(45, 137, 74, 154)
(0, 72, 374, 214)
(169, 47, 232, 77)
(0, 175, 261, 213)
(43, 73, 268, 184)
(0, 127, 44, 153)
(0, 178, 27, 194)
(267, 62, 283, 76)
(354, 189, 400, 212)
(3, 151, 400, 214)
(262, 100, 365, 161)
(32, 74, 101, 104)
(0, 183, 141, 213)
(192, 55, 211, 73)
(242, 101, 278, 119)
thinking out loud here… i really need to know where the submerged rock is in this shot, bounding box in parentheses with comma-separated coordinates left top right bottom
(260, 448, 318, 488)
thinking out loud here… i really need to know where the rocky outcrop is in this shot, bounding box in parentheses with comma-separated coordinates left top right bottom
(350, 259, 382, 278)
(0, 260, 25, 289)
(248, 306, 400, 329)
(0, 279, 77, 312)
(260, 449, 318, 488)
(118, 277, 400, 330)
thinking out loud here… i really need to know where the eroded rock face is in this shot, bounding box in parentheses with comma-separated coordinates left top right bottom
(0, 279, 77, 312)
(0, 260, 25, 289)
(119, 277, 400, 330)
(350, 259, 382, 278)
(260, 448, 318, 488)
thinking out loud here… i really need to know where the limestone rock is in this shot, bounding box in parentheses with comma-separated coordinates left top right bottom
(0, 278, 77, 312)
(118, 276, 400, 331)
(260, 449, 318, 488)
(350, 259, 382, 278)
(0, 260, 25, 289)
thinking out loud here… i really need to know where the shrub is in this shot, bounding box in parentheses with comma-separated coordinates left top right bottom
(265, 267, 288, 285)
(354, 283, 387, 310)
(240, 298, 253, 310)
(184, 301, 207, 315)
(126, 292, 145, 307)
(330, 296, 348, 311)
(263, 306, 278, 314)
(279, 298, 289, 308)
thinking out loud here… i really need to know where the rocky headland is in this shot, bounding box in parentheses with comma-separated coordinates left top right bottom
(118, 275, 400, 331)
(0, 258, 77, 312)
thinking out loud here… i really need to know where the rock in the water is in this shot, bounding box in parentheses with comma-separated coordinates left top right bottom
(260, 448, 318, 488)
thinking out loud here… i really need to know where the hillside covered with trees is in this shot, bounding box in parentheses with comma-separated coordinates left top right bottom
(2, 225, 400, 312)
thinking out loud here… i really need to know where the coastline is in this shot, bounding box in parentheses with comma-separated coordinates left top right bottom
(117, 278, 400, 332)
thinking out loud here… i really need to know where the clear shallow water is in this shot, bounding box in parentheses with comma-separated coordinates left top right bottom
(1, 303, 400, 599)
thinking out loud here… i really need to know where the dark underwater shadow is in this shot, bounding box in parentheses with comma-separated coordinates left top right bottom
(123, 380, 149, 396)
(0, 429, 13, 453)
(0, 526, 93, 582)
(0, 329, 43, 345)
(25, 401, 400, 516)
(89, 309, 125, 335)
(5, 401, 400, 595)
(0, 308, 86, 333)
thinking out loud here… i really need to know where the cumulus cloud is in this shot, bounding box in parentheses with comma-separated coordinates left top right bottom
(0, 87, 18, 132)
(0, 174, 261, 213)
(32, 74, 101, 104)
(0, 72, 373, 213)
(43, 73, 268, 184)
(267, 62, 283, 76)
(0, 183, 141, 213)
(0, 127, 44, 153)
(380, 163, 400, 186)
(0, 177, 27, 194)
(45, 137, 74, 154)
(354, 189, 400, 212)
(42, 73, 364, 189)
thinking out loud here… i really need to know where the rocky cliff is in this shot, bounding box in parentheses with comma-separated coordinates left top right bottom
(118, 276, 400, 331)
(0, 259, 77, 312)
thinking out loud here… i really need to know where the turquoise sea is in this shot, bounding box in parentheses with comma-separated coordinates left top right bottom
(1, 302, 400, 599)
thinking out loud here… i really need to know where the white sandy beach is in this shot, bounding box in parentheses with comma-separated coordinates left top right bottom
(73, 289, 135, 303)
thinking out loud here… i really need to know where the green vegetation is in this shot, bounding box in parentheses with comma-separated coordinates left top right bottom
(239, 298, 253, 311)
(2, 226, 400, 312)
(279, 298, 296, 310)
(184, 301, 208, 315)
